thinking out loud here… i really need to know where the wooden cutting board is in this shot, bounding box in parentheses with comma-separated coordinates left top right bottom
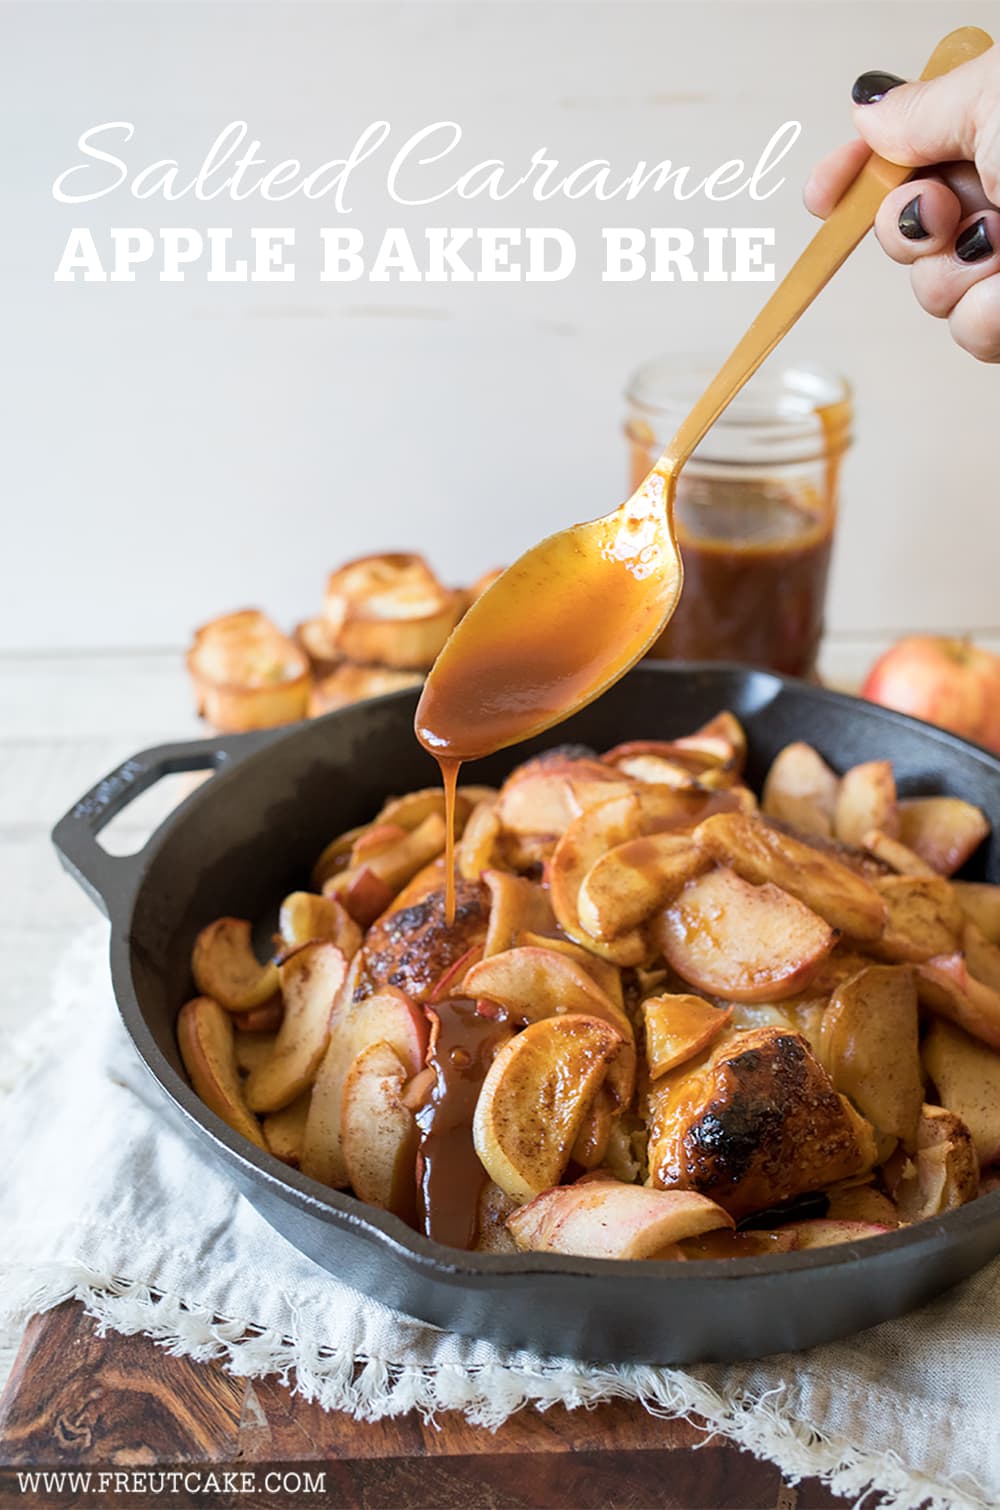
(0, 1303, 863, 1508)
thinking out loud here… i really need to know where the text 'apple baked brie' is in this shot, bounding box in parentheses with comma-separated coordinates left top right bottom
(177, 713, 1000, 1262)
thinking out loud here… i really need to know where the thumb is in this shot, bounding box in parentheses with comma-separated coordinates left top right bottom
(850, 47, 996, 171)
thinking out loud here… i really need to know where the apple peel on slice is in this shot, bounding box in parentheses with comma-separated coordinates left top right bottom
(658, 867, 836, 1004)
(178, 996, 267, 1150)
(693, 811, 886, 941)
(191, 917, 279, 1012)
(578, 832, 710, 941)
(495, 759, 631, 838)
(472, 1014, 623, 1202)
(507, 1178, 732, 1260)
(481, 870, 557, 958)
(245, 941, 347, 1114)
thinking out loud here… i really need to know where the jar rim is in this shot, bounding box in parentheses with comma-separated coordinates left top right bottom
(626, 356, 852, 464)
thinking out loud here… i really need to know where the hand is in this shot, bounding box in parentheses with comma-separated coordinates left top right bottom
(804, 45, 1000, 361)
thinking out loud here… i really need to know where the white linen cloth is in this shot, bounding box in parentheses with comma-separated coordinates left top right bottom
(2, 926, 999, 1510)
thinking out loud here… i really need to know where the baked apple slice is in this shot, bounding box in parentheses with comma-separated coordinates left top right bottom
(329, 812, 450, 926)
(922, 1017, 1000, 1165)
(232, 1000, 284, 1034)
(495, 758, 631, 837)
(481, 870, 557, 957)
(657, 867, 835, 1004)
(577, 833, 709, 941)
(953, 881, 1000, 945)
(693, 811, 886, 941)
(916, 954, 1000, 1050)
(833, 761, 898, 848)
(262, 1093, 311, 1167)
(780, 1220, 893, 1249)
(177, 996, 267, 1150)
(515, 932, 623, 1006)
(824, 1182, 899, 1227)
(458, 801, 501, 881)
(277, 891, 362, 961)
(245, 942, 347, 1114)
(871, 875, 964, 964)
(472, 1014, 623, 1202)
(191, 918, 279, 1012)
(550, 794, 646, 965)
(507, 1179, 732, 1260)
(462, 946, 635, 1104)
(897, 797, 990, 876)
(860, 829, 937, 878)
(819, 965, 923, 1149)
(893, 1104, 978, 1222)
(234, 1029, 278, 1075)
(300, 979, 428, 1188)
(643, 994, 732, 1078)
(341, 1041, 419, 1222)
(963, 919, 1000, 991)
(761, 742, 838, 837)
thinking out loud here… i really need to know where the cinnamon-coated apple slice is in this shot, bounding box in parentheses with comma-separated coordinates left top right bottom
(693, 811, 886, 941)
(897, 797, 990, 876)
(818, 964, 923, 1149)
(953, 881, 1000, 946)
(340, 1041, 419, 1222)
(761, 742, 839, 837)
(481, 870, 558, 958)
(824, 1182, 899, 1227)
(375, 784, 494, 834)
(507, 1178, 732, 1259)
(833, 761, 898, 848)
(550, 794, 646, 965)
(643, 994, 733, 1078)
(569, 1086, 616, 1169)
(657, 867, 836, 1003)
(577, 832, 710, 941)
(231, 1000, 284, 1034)
(472, 1014, 623, 1202)
(300, 977, 427, 1188)
(191, 918, 279, 1012)
(871, 875, 964, 963)
(922, 1017, 1000, 1165)
(515, 932, 623, 1007)
(245, 942, 347, 1114)
(177, 996, 267, 1150)
(916, 953, 1000, 1050)
(462, 946, 635, 1105)
(277, 891, 363, 961)
(262, 1093, 311, 1167)
(328, 812, 449, 926)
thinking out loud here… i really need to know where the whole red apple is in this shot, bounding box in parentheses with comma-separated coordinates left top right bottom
(861, 636, 1000, 755)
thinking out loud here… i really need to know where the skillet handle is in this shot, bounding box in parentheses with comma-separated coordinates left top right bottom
(51, 727, 286, 919)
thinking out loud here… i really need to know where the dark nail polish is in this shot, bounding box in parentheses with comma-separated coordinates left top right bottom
(956, 218, 994, 263)
(852, 70, 906, 105)
(897, 196, 929, 241)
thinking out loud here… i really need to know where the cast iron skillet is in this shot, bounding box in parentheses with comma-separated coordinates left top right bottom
(52, 663, 1000, 1364)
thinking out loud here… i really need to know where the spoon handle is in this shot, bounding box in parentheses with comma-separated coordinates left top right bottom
(659, 25, 995, 476)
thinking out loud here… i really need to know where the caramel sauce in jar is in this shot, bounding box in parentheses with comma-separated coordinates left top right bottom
(626, 360, 851, 680)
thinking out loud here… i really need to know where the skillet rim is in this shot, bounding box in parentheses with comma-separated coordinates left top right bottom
(101, 662, 1000, 1286)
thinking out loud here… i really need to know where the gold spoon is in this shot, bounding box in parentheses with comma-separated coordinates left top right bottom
(416, 25, 994, 767)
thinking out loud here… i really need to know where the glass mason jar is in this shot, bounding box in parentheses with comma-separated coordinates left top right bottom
(624, 358, 852, 680)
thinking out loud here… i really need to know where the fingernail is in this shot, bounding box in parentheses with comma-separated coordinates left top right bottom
(898, 196, 929, 241)
(956, 218, 994, 263)
(852, 70, 906, 105)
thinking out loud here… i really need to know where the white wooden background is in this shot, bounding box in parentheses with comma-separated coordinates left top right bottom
(4, 0, 1000, 654)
